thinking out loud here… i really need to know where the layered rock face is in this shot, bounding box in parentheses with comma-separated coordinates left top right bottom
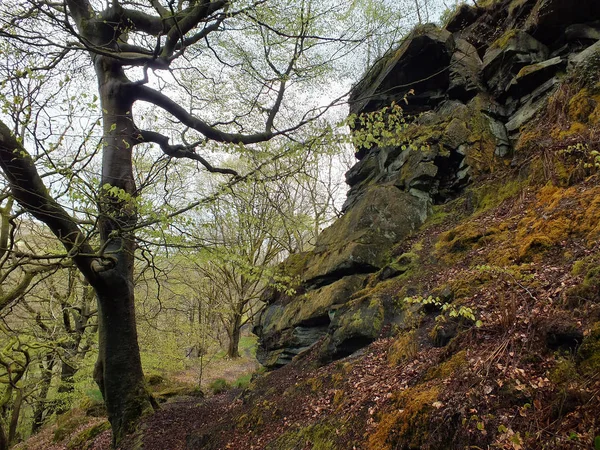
(254, 0, 600, 368)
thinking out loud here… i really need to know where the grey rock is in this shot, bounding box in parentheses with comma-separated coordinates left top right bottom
(349, 25, 454, 116)
(506, 56, 565, 98)
(569, 39, 600, 69)
(527, 0, 600, 44)
(449, 39, 483, 101)
(482, 31, 549, 98)
(566, 23, 600, 42)
(442, 118, 471, 149)
(506, 75, 561, 133)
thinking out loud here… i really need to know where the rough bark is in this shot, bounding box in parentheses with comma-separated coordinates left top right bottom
(227, 313, 242, 359)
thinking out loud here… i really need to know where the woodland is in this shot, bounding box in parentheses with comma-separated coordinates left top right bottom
(1, 0, 600, 449)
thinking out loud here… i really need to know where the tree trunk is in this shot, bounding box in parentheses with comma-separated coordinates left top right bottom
(90, 56, 155, 445)
(0, 422, 7, 450)
(31, 356, 55, 434)
(227, 313, 242, 359)
(8, 390, 21, 445)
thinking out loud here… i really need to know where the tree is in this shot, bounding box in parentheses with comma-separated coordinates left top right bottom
(0, 0, 375, 443)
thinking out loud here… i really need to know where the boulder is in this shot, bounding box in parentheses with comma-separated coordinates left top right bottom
(448, 39, 483, 101)
(445, 4, 481, 33)
(254, 275, 367, 368)
(482, 31, 548, 98)
(350, 25, 454, 116)
(324, 295, 385, 360)
(306, 185, 430, 282)
(505, 56, 565, 98)
(526, 0, 600, 44)
(565, 23, 600, 42)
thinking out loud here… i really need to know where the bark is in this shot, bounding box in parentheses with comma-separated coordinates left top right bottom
(31, 356, 55, 434)
(91, 54, 155, 445)
(0, 422, 7, 450)
(226, 312, 242, 359)
(8, 390, 21, 445)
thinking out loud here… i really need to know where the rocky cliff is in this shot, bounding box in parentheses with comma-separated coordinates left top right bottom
(254, 0, 600, 369)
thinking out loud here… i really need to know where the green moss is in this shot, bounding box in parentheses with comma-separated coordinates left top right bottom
(388, 331, 418, 365)
(549, 358, 579, 386)
(508, 0, 529, 15)
(67, 421, 110, 450)
(577, 322, 600, 377)
(53, 413, 89, 443)
(368, 384, 440, 450)
(426, 350, 467, 381)
(236, 400, 280, 431)
(283, 251, 312, 279)
(490, 30, 519, 50)
(266, 422, 342, 450)
(474, 178, 525, 212)
(79, 395, 107, 417)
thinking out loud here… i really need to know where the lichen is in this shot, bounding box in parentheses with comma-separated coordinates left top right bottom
(490, 30, 519, 50)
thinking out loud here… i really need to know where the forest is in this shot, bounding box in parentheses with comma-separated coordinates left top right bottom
(1, 0, 600, 449)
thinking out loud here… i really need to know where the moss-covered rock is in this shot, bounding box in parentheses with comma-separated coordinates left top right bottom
(326, 295, 386, 360)
(67, 421, 110, 450)
(306, 185, 430, 281)
(577, 322, 600, 377)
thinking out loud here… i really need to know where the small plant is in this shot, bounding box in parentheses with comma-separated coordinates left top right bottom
(404, 295, 482, 327)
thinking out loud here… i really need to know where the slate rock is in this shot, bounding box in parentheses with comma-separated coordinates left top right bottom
(483, 31, 549, 98)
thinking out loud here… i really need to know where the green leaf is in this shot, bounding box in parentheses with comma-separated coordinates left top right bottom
(110, 123, 117, 131)
(594, 436, 600, 450)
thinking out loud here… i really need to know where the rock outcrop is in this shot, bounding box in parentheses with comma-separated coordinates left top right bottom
(254, 0, 600, 368)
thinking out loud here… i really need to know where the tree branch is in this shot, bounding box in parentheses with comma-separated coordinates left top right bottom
(134, 85, 273, 144)
(138, 130, 239, 176)
(0, 120, 106, 283)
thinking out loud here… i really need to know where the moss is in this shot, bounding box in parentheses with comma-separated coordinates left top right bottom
(549, 358, 579, 386)
(577, 322, 600, 377)
(53, 413, 89, 443)
(283, 251, 312, 279)
(426, 350, 467, 381)
(490, 29, 519, 50)
(236, 400, 280, 431)
(515, 185, 600, 262)
(449, 268, 499, 299)
(434, 221, 503, 262)
(267, 422, 342, 450)
(368, 384, 441, 450)
(79, 396, 107, 417)
(474, 178, 525, 212)
(67, 421, 110, 450)
(145, 373, 165, 386)
(568, 89, 596, 123)
(388, 331, 418, 365)
(508, 0, 529, 15)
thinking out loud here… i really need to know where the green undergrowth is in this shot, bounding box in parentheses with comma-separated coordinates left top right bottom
(266, 422, 343, 450)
